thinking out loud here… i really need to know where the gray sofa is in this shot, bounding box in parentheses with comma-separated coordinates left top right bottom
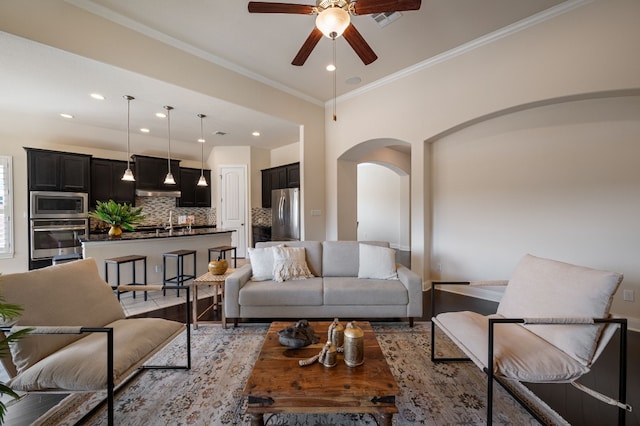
(224, 241, 423, 326)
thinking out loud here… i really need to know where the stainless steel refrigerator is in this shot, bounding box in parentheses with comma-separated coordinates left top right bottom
(271, 188, 300, 241)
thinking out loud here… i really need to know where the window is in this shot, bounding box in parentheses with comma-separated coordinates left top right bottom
(0, 156, 13, 258)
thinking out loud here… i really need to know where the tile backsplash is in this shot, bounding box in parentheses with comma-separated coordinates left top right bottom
(252, 207, 271, 227)
(135, 197, 215, 226)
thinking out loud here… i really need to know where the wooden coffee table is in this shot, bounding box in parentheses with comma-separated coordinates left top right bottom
(243, 321, 399, 426)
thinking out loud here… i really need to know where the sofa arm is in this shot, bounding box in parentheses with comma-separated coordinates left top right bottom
(397, 265, 423, 318)
(224, 264, 252, 318)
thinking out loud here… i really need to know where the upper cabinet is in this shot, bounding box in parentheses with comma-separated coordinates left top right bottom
(26, 148, 90, 192)
(90, 158, 135, 208)
(177, 168, 211, 207)
(261, 162, 299, 208)
(132, 155, 181, 192)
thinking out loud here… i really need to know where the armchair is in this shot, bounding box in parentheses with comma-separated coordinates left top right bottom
(431, 254, 631, 425)
(0, 258, 191, 425)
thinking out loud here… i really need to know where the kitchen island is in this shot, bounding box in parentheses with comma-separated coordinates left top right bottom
(81, 227, 235, 285)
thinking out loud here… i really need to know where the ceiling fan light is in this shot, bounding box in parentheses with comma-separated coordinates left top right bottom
(316, 7, 350, 39)
(121, 168, 135, 182)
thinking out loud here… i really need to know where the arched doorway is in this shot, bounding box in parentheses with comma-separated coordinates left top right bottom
(337, 139, 411, 253)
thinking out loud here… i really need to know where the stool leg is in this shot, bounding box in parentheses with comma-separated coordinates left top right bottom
(177, 256, 182, 297)
(232, 248, 237, 268)
(131, 261, 136, 299)
(116, 263, 121, 301)
(143, 258, 148, 301)
(163, 255, 167, 296)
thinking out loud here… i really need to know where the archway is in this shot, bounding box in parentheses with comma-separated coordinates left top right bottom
(337, 139, 411, 248)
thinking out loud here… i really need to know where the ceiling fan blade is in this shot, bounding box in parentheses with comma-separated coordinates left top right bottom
(292, 27, 323, 66)
(352, 0, 421, 15)
(248, 2, 315, 14)
(342, 24, 378, 65)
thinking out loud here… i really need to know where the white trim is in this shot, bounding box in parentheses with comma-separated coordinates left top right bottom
(65, 0, 323, 106)
(0, 156, 14, 259)
(66, 0, 590, 108)
(334, 0, 592, 105)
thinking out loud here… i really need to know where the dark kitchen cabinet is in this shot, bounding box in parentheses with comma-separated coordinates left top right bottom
(26, 148, 90, 192)
(252, 225, 271, 247)
(177, 167, 211, 207)
(261, 162, 299, 208)
(90, 158, 135, 207)
(132, 155, 181, 191)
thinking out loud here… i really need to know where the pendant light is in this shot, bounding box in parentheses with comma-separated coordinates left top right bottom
(196, 113, 208, 187)
(121, 95, 136, 181)
(163, 105, 176, 185)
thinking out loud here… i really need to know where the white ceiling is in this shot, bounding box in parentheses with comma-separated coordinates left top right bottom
(0, 0, 569, 163)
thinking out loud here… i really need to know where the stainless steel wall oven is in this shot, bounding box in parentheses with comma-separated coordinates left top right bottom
(28, 191, 88, 265)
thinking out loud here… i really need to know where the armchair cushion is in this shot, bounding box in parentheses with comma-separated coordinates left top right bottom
(0, 259, 125, 374)
(9, 318, 183, 391)
(496, 254, 623, 365)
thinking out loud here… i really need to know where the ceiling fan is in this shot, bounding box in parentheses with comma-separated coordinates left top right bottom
(248, 0, 422, 66)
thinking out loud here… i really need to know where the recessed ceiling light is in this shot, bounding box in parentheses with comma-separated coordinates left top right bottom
(252, 131, 260, 137)
(345, 76, 362, 85)
(198, 138, 205, 143)
(90, 93, 105, 100)
(140, 128, 150, 133)
(60, 113, 74, 119)
(155, 112, 166, 118)
(326, 64, 336, 72)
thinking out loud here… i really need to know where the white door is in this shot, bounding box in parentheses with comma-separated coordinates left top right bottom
(219, 165, 247, 258)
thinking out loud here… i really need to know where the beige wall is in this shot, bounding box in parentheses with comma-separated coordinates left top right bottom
(324, 0, 640, 326)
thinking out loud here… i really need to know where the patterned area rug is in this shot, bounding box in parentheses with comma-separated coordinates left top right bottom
(35, 322, 567, 425)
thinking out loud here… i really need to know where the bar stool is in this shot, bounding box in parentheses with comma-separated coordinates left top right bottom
(162, 249, 196, 297)
(104, 255, 147, 301)
(208, 245, 237, 268)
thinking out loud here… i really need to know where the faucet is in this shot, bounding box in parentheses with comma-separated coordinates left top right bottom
(166, 210, 174, 231)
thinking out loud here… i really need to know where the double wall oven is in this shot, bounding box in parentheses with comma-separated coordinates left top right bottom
(29, 191, 89, 268)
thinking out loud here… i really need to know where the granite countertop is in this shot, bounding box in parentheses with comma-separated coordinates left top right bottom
(82, 226, 234, 242)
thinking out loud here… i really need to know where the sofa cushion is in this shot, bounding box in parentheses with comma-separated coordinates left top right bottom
(435, 311, 590, 382)
(238, 277, 324, 306)
(247, 246, 275, 281)
(323, 277, 408, 306)
(497, 254, 623, 365)
(256, 241, 323, 277)
(358, 243, 398, 280)
(272, 246, 313, 282)
(0, 258, 126, 375)
(9, 318, 183, 391)
(322, 241, 389, 277)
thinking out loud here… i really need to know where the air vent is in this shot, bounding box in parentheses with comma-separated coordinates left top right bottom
(371, 11, 402, 28)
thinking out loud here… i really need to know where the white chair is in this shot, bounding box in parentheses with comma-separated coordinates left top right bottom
(431, 254, 631, 425)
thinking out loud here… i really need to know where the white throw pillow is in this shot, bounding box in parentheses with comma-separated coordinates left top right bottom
(358, 243, 398, 280)
(272, 246, 313, 282)
(248, 247, 275, 281)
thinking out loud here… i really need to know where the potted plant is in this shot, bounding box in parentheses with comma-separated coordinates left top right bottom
(0, 295, 31, 424)
(88, 200, 145, 237)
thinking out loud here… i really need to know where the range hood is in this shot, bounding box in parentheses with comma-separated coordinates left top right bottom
(135, 189, 182, 197)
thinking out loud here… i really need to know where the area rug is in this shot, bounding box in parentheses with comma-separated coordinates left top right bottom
(35, 322, 568, 425)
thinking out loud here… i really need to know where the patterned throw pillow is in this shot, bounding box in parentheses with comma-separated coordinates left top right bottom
(272, 246, 314, 282)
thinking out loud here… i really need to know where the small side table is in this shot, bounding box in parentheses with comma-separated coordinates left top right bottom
(193, 269, 235, 329)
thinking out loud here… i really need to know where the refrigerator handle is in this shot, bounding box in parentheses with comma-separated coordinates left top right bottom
(279, 193, 285, 221)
